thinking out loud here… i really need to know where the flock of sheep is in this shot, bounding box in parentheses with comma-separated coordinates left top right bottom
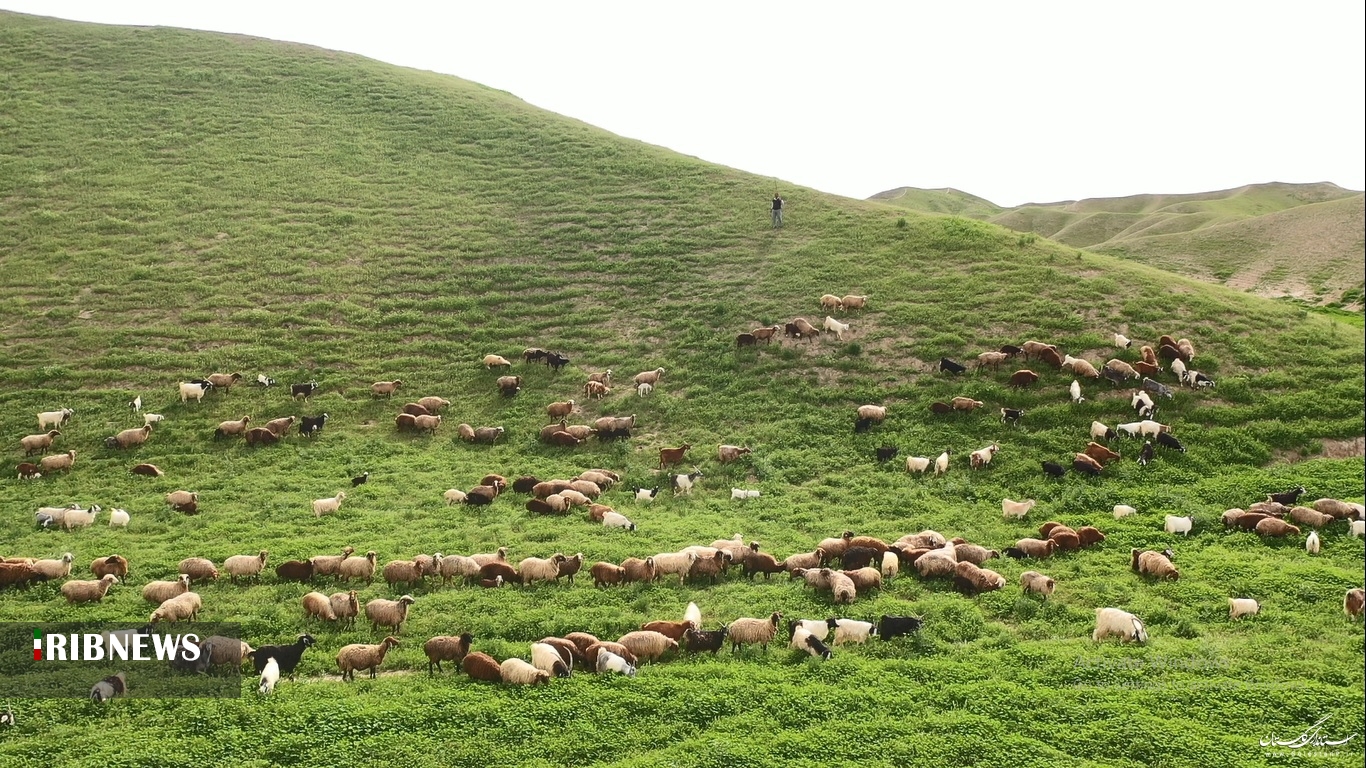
(7, 295, 1365, 699)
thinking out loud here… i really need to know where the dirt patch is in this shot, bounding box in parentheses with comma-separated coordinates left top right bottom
(1269, 436, 1364, 465)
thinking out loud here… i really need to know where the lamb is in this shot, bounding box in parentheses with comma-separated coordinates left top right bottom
(311, 492, 347, 518)
(1164, 516, 1193, 535)
(1351, 521, 1365, 538)
(583, 641, 639, 670)
(21, 430, 61, 456)
(1093, 607, 1148, 643)
(90, 672, 128, 703)
(38, 450, 76, 473)
(150, 591, 202, 623)
(1113, 333, 1132, 348)
(1002, 498, 1037, 519)
(1346, 588, 1365, 619)
(90, 554, 129, 579)
(969, 443, 999, 469)
(177, 381, 212, 403)
(1305, 531, 1321, 554)
(337, 551, 379, 583)
(337, 636, 400, 681)
(856, 405, 887, 423)
(616, 630, 679, 663)
(1131, 549, 1179, 580)
(727, 612, 782, 652)
(823, 315, 851, 340)
(371, 380, 403, 397)
(1228, 598, 1261, 620)
(224, 551, 269, 583)
(1255, 518, 1300, 538)
(17, 462, 41, 480)
(1020, 571, 1055, 597)
(61, 574, 119, 604)
(365, 595, 416, 633)
(37, 408, 75, 430)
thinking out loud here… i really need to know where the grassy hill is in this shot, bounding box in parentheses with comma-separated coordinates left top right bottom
(872, 184, 1365, 310)
(2, 11, 1364, 768)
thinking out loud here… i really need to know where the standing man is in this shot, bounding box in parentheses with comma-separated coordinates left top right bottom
(771, 192, 784, 229)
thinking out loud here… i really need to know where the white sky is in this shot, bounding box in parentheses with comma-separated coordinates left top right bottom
(3, 1, 1363, 206)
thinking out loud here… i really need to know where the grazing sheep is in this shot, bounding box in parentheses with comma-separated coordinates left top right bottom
(213, 417, 252, 440)
(224, 551, 269, 583)
(1009, 539, 1056, 559)
(617, 631, 679, 663)
(1008, 369, 1040, 388)
(1351, 520, 1365, 538)
(1305, 531, 1321, 554)
(530, 642, 571, 678)
(1346, 588, 1365, 619)
(904, 456, 931, 474)
(38, 450, 76, 473)
(953, 561, 1006, 595)
(1002, 498, 1036, 519)
(1093, 607, 1148, 643)
(337, 636, 401, 682)
(89, 554, 129, 580)
(105, 424, 154, 450)
(61, 574, 119, 604)
(1310, 498, 1361, 519)
(878, 615, 924, 640)
(1255, 518, 1300, 538)
(969, 444, 999, 469)
(1131, 549, 1179, 580)
(150, 591, 202, 623)
(21, 430, 61, 456)
(934, 451, 950, 475)
(338, 551, 379, 583)
(1229, 598, 1261, 620)
(243, 427, 280, 447)
(1021, 571, 1055, 597)
(1289, 507, 1334, 529)
(312, 492, 347, 518)
(682, 628, 728, 655)
(90, 672, 128, 703)
(37, 408, 75, 430)
(302, 591, 337, 622)
(177, 557, 219, 583)
(365, 595, 416, 633)
(1113, 505, 1137, 520)
(460, 652, 504, 683)
(1113, 333, 1132, 348)
(591, 562, 627, 587)
(602, 511, 636, 531)
(819, 294, 842, 311)
(1164, 516, 1193, 535)
(727, 612, 783, 653)
(650, 552, 698, 585)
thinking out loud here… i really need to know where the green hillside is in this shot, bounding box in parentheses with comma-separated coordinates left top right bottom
(873, 184, 1365, 309)
(2, 12, 1364, 768)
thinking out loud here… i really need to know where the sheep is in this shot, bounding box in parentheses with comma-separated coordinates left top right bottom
(1310, 498, 1361, 519)
(1113, 332, 1132, 348)
(150, 591, 202, 623)
(242, 427, 280, 447)
(1223, 597, 1262, 621)
(441, 488, 468, 506)
(88, 555, 128, 580)
(842, 567, 882, 593)
(21, 430, 61, 456)
(1001, 498, 1036, 519)
(1176, 338, 1196, 361)
(590, 562, 626, 587)
(878, 615, 924, 641)
(658, 444, 692, 469)
(139, 574, 191, 605)
(480, 562, 519, 586)
(518, 554, 568, 586)
(840, 547, 880, 571)
(876, 551, 900, 581)
(1163, 515, 1193, 536)
(530, 642, 571, 679)
(633, 368, 666, 387)
(900, 454, 931, 474)
(1131, 549, 1179, 580)
(1093, 607, 1148, 643)
(595, 649, 638, 677)
(39, 450, 76, 473)
(413, 414, 442, 433)
(1008, 370, 1040, 388)
(179, 381, 212, 403)
(37, 408, 75, 430)
(1021, 570, 1055, 597)
(1305, 531, 1321, 555)
(1066, 379, 1084, 404)
(714, 443, 754, 464)
(819, 294, 842, 311)
(731, 488, 762, 500)
(365, 595, 416, 633)
(640, 619, 697, 642)
(687, 551, 730, 585)
(952, 561, 1007, 595)
(635, 381, 654, 397)
(552, 552, 584, 585)
(1009, 539, 1056, 559)
(338, 551, 379, 583)
(777, 549, 822, 574)
(302, 591, 337, 622)
(650, 552, 698, 585)
(969, 444, 999, 469)
(459, 651, 504, 683)
(602, 511, 636, 531)
(470, 547, 509, 568)
(328, 591, 360, 629)
(311, 492, 347, 518)
(727, 612, 782, 652)
(435, 554, 480, 586)
(1289, 507, 1334, 529)
(1104, 360, 1139, 381)
(90, 672, 128, 703)
(0, 562, 47, 588)
(61, 574, 119, 604)
(224, 551, 269, 583)
(617, 631, 679, 663)
(670, 469, 703, 495)
(382, 559, 431, 590)
(258, 415, 295, 437)
(337, 636, 401, 682)
(194, 636, 252, 669)
(1255, 518, 1300, 538)
(933, 450, 951, 475)
(823, 315, 851, 340)
(1351, 520, 1365, 538)
(308, 546, 355, 577)
(371, 380, 403, 397)
(1346, 588, 1365, 619)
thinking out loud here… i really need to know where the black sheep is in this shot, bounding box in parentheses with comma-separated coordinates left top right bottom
(840, 546, 879, 571)
(939, 357, 966, 374)
(875, 446, 899, 462)
(854, 417, 874, 434)
(877, 615, 923, 640)
(1041, 461, 1066, 479)
(250, 634, 316, 679)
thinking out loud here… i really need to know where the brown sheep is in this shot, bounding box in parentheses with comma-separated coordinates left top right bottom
(1011, 539, 1056, 559)
(1140, 345, 1159, 366)
(206, 372, 243, 392)
(214, 417, 251, 439)
(371, 380, 403, 397)
(1288, 507, 1334, 529)
(90, 555, 129, 579)
(130, 463, 164, 477)
(497, 376, 522, 396)
(417, 396, 451, 412)
(1255, 518, 1300, 538)
(546, 400, 577, 419)
(950, 397, 984, 412)
(1131, 549, 1179, 579)
(639, 620, 696, 641)
(620, 557, 656, 583)
(21, 430, 61, 456)
(263, 416, 296, 436)
(401, 403, 431, 417)
(1076, 526, 1107, 547)
(105, 425, 153, 449)
(591, 562, 626, 587)
(1037, 347, 1064, 369)
(461, 652, 503, 683)
(952, 561, 1006, 595)
(1133, 361, 1162, 377)
(751, 325, 781, 343)
(1008, 370, 1040, 388)
(473, 426, 505, 444)
(244, 428, 279, 446)
(735, 333, 758, 348)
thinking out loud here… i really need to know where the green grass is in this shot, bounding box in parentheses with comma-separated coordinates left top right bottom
(1, 11, 1364, 768)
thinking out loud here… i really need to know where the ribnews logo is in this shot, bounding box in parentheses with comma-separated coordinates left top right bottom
(1, 623, 242, 699)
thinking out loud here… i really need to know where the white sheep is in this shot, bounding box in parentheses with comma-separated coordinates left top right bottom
(727, 612, 782, 652)
(1002, 498, 1037, 519)
(62, 506, 99, 530)
(108, 508, 130, 528)
(312, 492, 346, 518)
(1092, 607, 1148, 643)
(1114, 333, 1132, 348)
(1020, 571, 1055, 596)
(142, 574, 191, 604)
(636, 382, 654, 397)
(518, 554, 566, 586)
(443, 489, 467, 505)
(1164, 515, 1193, 535)
(730, 488, 761, 500)
(1113, 504, 1137, 519)
(832, 619, 876, 645)
(789, 618, 833, 642)
(500, 657, 551, 685)
(224, 550, 269, 582)
(1069, 380, 1084, 404)
(823, 316, 850, 340)
(596, 649, 636, 676)
(880, 551, 899, 580)
(531, 642, 571, 678)
(934, 451, 949, 475)
(650, 552, 698, 585)
(684, 602, 702, 628)
(60, 574, 119, 604)
(365, 595, 416, 633)
(1351, 520, 1365, 538)
(616, 630, 679, 662)
(1305, 531, 1320, 554)
(258, 657, 280, 694)
(602, 512, 636, 531)
(1228, 598, 1261, 620)
(143, 413, 165, 427)
(32, 552, 74, 580)
(302, 591, 337, 622)
(905, 456, 930, 473)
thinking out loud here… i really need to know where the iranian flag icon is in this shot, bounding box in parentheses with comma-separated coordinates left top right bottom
(33, 629, 41, 661)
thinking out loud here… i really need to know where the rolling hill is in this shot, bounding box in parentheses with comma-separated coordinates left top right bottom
(2, 11, 1363, 768)
(872, 183, 1365, 310)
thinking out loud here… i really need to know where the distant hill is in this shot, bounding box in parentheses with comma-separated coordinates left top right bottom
(872, 183, 1365, 309)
